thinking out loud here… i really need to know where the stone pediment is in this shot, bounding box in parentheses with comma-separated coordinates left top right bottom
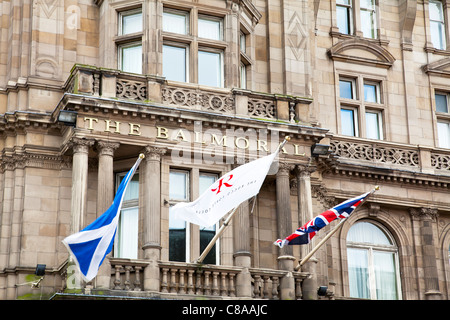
(327, 39, 395, 69)
(423, 57, 450, 78)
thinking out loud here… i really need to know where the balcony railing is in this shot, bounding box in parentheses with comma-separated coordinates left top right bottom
(63, 64, 313, 123)
(58, 258, 310, 300)
(330, 135, 450, 178)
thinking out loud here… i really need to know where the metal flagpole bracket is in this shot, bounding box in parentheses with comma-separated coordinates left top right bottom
(294, 185, 380, 271)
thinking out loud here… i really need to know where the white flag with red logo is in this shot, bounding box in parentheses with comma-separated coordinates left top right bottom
(170, 151, 279, 227)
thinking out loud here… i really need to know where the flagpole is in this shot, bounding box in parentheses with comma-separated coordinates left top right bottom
(294, 185, 379, 271)
(195, 136, 292, 264)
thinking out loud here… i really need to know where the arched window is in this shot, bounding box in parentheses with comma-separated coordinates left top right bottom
(346, 221, 401, 300)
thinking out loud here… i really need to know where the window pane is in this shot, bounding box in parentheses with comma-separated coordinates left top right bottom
(337, 0, 351, 4)
(240, 63, 247, 89)
(347, 222, 392, 245)
(341, 108, 356, 136)
(435, 93, 448, 113)
(121, 45, 142, 74)
(121, 11, 142, 35)
(364, 84, 378, 103)
(198, 17, 222, 40)
(430, 1, 444, 21)
(340, 80, 354, 99)
(337, 6, 351, 34)
(198, 50, 222, 87)
(121, 174, 139, 201)
(117, 207, 139, 259)
(366, 112, 381, 140)
(374, 251, 398, 300)
(169, 170, 188, 200)
(360, 0, 375, 9)
(199, 174, 218, 264)
(438, 121, 450, 148)
(348, 248, 370, 299)
(163, 11, 188, 34)
(360, 10, 376, 38)
(431, 21, 446, 49)
(240, 32, 246, 52)
(163, 45, 187, 82)
(169, 210, 187, 262)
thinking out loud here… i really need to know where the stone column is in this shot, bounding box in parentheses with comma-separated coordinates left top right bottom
(69, 137, 93, 288)
(276, 162, 296, 300)
(95, 141, 120, 289)
(295, 164, 318, 300)
(233, 199, 252, 297)
(410, 208, 442, 300)
(142, 146, 166, 291)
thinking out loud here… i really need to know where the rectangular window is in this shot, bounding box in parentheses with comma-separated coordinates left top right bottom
(163, 44, 188, 82)
(364, 82, 380, 103)
(198, 16, 223, 41)
(336, 0, 353, 35)
(435, 92, 449, 113)
(360, 0, 377, 39)
(119, 9, 142, 35)
(438, 121, 450, 148)
(240, 63, 247, 89)
(198, 50, 223, 87)
(169, 170, 189, 262)
(341, 107, 358, 136)
(163, 10, 189, 35)
(240, 31, 247, 53)
(199, 173, 219, 265)
(115, 173, 139, 259)
(340, 79, 356, 99)
(366, 110, 383, 140)
(119, 43, 142, 74)
(430, 0, 446, 50)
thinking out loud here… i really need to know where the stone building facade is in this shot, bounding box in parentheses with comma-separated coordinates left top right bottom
(0, 0, 449, 300)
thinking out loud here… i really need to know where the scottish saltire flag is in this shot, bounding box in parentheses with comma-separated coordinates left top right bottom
(274, 191, 371, 248)
(62, 154, 144, 281)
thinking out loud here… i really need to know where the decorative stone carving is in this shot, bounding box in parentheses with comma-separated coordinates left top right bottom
(161, 86, 234, 114)
(144, 146, 167, 161)
(116, 79, 148, 101)
(330, 140, 419, 167)
(248, 98, 276, 119)
(409, 207, 439, 221)
(431, 152, 450, 171)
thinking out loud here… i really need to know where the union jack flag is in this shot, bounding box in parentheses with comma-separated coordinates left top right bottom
(274, 191, 371, 248)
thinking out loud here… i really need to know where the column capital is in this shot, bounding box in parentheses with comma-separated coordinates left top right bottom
(295, 164, 316, 178)
(70, 137, 94, 154)
(143, 145, 167, 161)
(277, 162, 294, 176)
(95, 141, 120, 157)
(409, 207, 439, 221)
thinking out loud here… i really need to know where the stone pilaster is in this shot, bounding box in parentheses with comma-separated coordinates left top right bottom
(69, 137, 94, 288)
(94, 140, 119, 289)
(295, 164, 318, 300)
(276, 162, 296, 299)
(410, 207, 442, 300)
(142, 145, 166, 291)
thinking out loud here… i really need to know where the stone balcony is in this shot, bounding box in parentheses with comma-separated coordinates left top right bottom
(56, 258, 310, 300)
(63, 64, 314, 125)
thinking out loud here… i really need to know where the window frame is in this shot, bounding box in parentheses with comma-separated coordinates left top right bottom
(161, 6, 228, 88)
(346, 220, 402, 300)
(116, 7, 143, 74)
(434, 90, 450, 148)
(163, 42, 190, 83)
(338, 73, 386, 140)
(429, 0, 447, 50)
(114, 171, 140, 259)
(336, 0, 354, 35)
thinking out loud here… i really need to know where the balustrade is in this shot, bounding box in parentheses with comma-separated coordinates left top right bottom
(158, 262, 239, 298)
